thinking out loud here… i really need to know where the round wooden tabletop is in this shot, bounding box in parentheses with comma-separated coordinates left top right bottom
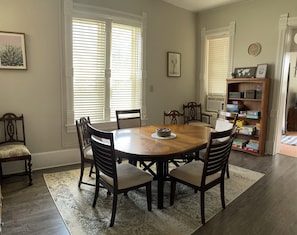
(113, 124, 212, 158)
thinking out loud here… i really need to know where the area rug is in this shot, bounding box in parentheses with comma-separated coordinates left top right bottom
(281, 135, 297, 146)
(44, 165, 264, 235)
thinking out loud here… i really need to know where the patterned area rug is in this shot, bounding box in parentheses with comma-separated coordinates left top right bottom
(281, 135, 297, 146)
(44, 165, 264, 235)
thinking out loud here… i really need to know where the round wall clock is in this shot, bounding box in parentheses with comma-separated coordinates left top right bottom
(248, 42, 261, 56)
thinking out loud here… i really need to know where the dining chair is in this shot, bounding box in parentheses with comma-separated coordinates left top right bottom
(76, 116, 95, 188)
(199, 111, 238, 178)
(87, 123, 153, 227)
(0, 113, 32, 185)
(115, 109, 157, 177)
(183, 102, 211, 127)
(169, 126, 237, 225)
(163, 110, 184, 125)
(116, 109, 141, 129)
(163, 110, 190, 167)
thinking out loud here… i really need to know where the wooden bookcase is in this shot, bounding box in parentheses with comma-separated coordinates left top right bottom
(226, 78, 270, 156)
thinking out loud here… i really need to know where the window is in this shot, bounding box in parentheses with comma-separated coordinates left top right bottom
(73, 19, 143, 123)
(200, 22, 235, 102)
(206, 37, 230, 95)
(63, 0, 146, 129)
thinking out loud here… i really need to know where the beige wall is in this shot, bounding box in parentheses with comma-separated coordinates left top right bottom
(196, 0, 297, 154)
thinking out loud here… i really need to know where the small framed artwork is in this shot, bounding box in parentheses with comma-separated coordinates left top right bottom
(167, 52, 181, 77)
(234, 67, 257, 78)
(256, 64, 268, 78)
(0, 31, 27, 70)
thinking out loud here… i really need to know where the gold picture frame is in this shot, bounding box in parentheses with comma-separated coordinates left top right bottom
(0, 31, 27, 70)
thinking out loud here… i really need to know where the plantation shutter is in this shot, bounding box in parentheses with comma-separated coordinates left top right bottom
(110, 23, 142, 119)
(207, 37, 229, 95)
(72, 18, 106, 123)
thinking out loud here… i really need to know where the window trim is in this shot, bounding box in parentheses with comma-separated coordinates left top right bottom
(62, 0, 147, 132)
(199, 22, 235, 109)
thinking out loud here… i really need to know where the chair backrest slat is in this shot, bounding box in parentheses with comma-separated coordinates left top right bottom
(116, 109, 141, 129)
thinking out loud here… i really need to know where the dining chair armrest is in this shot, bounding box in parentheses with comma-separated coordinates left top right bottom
(202, 113, 211, 124)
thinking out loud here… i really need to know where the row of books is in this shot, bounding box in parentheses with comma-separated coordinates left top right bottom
(232, 138, 259, 152)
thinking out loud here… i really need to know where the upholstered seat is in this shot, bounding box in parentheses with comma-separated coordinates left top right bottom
(0, 144, 31, 159)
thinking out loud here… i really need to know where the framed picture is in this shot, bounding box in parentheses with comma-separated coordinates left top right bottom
(234, 67, 257, 78)
(256, 64, 268, 78)
(167, 52, 181, 77)
(0, 31, 27, 70)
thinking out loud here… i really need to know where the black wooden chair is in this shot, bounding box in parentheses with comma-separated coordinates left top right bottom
(199, 111, 238, 178)
(0, 113, 32, 185)
(183, 102, 211, 127)
(76, 117, 95, 188)
(163, 110, 184, 125)
(169, 126, 236, 224)
(116, 109, 141, 129)
(87, 123, 153, 227)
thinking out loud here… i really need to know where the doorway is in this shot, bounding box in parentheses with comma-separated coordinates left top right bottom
(278, 26, 297, 158)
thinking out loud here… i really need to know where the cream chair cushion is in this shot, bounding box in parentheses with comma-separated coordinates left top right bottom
(101, 163, 153, 190)
(0, 144, 31, 159)
(84, 146, 93, 160)
(169, 161, 220, 187)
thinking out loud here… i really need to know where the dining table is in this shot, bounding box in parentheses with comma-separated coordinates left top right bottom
(112, 124, 212, 209)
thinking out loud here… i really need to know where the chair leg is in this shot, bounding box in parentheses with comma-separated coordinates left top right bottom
(220, 181, 226, 209)
(92, 173, 100, 207)
(27, 158, 33, 186)
(146, 183, 152, 211)
(89, 163, 94, 177)
(226, 163, 230, 178)
(0, 163, 2, 185)
(110, 193, 118, 227)
(200, 191, 205, 225)
(170, 180, 176, 206)
(78, 161, 85, 188)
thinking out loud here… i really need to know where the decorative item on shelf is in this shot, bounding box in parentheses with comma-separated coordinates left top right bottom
(256, 64, 268, 78)
(248, 42, 261, 56)
(167, 52, 181, 77)
(234, 67, 257, 78)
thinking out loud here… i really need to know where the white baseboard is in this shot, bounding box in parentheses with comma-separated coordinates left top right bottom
(2, 148, 80, 175)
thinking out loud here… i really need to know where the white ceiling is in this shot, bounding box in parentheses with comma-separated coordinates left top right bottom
(162, 0, 249, 12)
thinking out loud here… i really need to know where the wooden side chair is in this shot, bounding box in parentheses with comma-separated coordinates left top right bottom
(87, 123, 153, 227)
(0, 113, 32, 185)
(169, 126, 237, 224)
(183, 102, 211, 127)
(163, 110, 184, 125)
(76, 117, 95, 188)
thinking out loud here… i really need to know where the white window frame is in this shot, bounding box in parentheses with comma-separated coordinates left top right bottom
(62, 0, 147, 132)
(199, 22, 235, 109)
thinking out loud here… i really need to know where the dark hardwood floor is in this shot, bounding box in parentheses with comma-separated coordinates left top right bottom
(2, 151, 297, 235)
